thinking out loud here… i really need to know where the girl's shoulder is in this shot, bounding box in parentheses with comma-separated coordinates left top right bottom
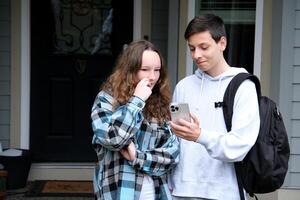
(94, 90, 119, 110)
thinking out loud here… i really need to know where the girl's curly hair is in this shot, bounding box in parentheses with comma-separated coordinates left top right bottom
(101, 40, 171, 123)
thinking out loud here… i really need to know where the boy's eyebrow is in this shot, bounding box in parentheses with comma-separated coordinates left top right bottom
(188, 42, 209, 47)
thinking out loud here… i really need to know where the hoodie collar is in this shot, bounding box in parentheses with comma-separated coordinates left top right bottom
(195, 67, 247, 81)
(195, 67, 248, 100)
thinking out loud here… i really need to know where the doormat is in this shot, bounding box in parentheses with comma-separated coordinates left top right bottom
(26, 180, 94, 197)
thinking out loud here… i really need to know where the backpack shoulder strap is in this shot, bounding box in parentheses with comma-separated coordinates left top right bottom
(223, 72, 261, 132)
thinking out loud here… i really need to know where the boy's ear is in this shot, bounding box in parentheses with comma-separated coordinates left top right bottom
(218, 36, 227, 51)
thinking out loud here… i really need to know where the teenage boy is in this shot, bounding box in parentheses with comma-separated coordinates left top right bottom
(170, 14, 260, 200)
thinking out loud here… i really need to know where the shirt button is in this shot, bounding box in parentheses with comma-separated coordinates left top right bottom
(137, 102, 143, 108)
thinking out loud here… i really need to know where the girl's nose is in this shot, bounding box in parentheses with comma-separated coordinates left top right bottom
(148, 70, 155, 80)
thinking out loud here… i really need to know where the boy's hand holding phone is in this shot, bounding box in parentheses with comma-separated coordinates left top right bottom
(170, 103, 191, 124)
(169, 103, 201, 142)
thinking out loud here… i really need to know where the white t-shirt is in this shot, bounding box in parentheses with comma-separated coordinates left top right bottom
(139, 175, 155, 200)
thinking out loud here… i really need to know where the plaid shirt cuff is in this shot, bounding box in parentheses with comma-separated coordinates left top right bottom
(130, 150, 146, 169)
(128, 96, 145, 109)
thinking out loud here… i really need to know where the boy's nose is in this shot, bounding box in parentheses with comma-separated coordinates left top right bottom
(194, 48, 202, 59)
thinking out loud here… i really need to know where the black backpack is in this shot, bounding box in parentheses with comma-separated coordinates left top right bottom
(222, 73, 290, 200)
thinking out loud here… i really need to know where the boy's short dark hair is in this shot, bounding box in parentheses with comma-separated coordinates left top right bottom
(184, 14, 226, 43)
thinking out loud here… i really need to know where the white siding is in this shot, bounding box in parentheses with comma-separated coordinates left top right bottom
(0, 0, 10, 149)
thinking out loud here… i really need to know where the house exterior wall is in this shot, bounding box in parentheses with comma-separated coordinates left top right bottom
(290, 0, 300, 187)
(0, 0, 11, 149)
(4, 1, 300, 198)
(255, 0, 300, 199)
(247, 0, 300, 199)
(270, 0, 300, 189)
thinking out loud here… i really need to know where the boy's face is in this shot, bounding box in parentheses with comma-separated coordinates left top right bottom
(187, 31, 226, 77)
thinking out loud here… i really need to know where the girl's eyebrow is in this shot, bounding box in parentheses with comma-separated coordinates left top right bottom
(141, 65, 161, 68)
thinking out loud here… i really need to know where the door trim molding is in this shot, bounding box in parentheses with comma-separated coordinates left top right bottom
(133, 0, 151, 41)
(11, 0, 30, 149)
(20, 0, 31, 149)
(253, 0, 264, 78)
(28, 163, 94, 181)
(185, 0, 195, 76)
(133, 0, 142, 40)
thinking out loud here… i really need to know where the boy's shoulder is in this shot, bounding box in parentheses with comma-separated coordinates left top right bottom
(179, 73, 197, 81)
(176, 74, 199, 88)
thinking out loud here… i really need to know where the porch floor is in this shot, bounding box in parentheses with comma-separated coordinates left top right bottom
(5, 182, 94, 200)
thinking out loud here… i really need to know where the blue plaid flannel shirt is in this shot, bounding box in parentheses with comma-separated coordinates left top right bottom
(91, 91, 180, 200)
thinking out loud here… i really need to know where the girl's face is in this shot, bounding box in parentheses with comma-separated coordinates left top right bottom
(136, 50, 161, 89)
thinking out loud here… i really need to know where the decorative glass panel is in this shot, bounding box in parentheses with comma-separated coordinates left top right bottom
(51, 0, 113, 55)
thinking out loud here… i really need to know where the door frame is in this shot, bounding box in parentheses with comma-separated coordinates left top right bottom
(10, 0, 154, 180)
(11, 0, 30, 149)
(11, 0, 145, 151)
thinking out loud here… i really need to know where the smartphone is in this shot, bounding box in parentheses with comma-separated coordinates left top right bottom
(170, 103, 191, 124)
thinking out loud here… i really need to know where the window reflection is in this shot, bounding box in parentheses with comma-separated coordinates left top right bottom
(195, 0, 256, 73)
(51, 0, 113, 55)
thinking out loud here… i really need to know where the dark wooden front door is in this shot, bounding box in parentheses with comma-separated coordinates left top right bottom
(30, 0, 133, 162)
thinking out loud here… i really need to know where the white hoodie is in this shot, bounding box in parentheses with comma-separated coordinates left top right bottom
(171, 67, 260, 200)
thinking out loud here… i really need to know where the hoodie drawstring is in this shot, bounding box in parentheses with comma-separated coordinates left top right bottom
(200, 73, 205, 98)
(210, 77, 223, 130)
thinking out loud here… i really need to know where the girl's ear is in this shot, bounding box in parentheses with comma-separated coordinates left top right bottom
(218, 36, 227, 51)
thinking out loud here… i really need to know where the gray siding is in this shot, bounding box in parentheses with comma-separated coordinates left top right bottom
(0, 0, 10, 149)
(286, 0, 300, 188)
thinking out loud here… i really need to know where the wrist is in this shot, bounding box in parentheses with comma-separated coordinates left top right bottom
(129, 96, 145, 109)
(133, 94, 144, 101)
(195, 128, 201, 142)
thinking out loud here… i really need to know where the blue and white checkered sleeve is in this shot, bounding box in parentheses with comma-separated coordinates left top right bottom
(91, 92, 145, 151)
(130, 126, 180, 176)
